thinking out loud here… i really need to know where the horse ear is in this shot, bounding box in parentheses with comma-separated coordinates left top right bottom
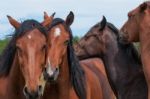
(99, 16, 107, 31)
(65, 11, 74, 26)
(7, 15, 21, 29)
(44, 12, 49, 20)
(41, 12, 55, 27)
(44, 12, 55, 20)
(140, 2, 148, 12)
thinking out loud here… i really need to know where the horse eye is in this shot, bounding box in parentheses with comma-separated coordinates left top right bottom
(16, 46, 22, 53)
(85, 38, 88, 41)
(64, 40, 69, 45)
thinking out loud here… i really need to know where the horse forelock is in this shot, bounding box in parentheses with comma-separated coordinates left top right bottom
(15, 20, 47, 38)
(48, 18, 73, 43)
(48, 18, 64, 31)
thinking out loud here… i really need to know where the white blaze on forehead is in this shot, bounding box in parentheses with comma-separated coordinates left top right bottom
(27, 35, 32, 39)
(54, 27, 61, 37)
(47, 57, 54, 76)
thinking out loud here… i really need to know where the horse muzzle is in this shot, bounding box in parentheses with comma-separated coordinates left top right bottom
(43, 67, 60, 82)
(23, 85, 43, 99)
(119, 31, 130, 44)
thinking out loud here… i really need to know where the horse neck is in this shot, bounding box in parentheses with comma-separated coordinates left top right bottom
(139, 26, 150, 62)
(44, 55, 71, 99)
(102, 42, 144, 97)
(8, 55, 24, 98)
(57, 53, 71, 99)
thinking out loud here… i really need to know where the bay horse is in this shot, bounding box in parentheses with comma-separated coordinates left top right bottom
(43, 12, 115, 99)
(74, 16, 148, 99)
(0, 15, 53, 99)
(120, 1, 150, 98)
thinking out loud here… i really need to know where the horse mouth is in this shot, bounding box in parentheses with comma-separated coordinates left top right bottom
(43, 67, 59, 83)
(119, 37, 129, 44)
(23, 87, 42, 99)
(119, 32, 130, 44)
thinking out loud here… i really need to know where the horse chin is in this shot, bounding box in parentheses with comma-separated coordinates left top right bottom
(25, 96, 41, 99)
(119, 35, 130, 45)
(119, 38, 130, 45)
(24, 92, 41, 99)
(119, 31, 130, 44)
(23, 87, 42, 99)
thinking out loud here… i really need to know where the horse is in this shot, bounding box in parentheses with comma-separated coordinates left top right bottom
(43, 11, 115, 99)
(74, 16, 148, 99)
(120, 1, 150, 98)
(0, 14, 53, 99)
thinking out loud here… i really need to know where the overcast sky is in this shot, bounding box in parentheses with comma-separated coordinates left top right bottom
(0, 0, 144, 39)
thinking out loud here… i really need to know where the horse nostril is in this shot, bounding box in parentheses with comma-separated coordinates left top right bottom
(23, 86, 29, 97)
(43, 68, 50, 80)
(38, 85, 42, 93)
(23, 86, 42, 99)
(56, 68, 58, 71)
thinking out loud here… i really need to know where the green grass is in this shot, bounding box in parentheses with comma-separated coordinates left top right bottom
(0, 39, 9, 54)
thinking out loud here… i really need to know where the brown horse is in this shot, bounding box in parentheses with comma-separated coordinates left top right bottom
(74, 16, 147, 99)
(120, 1, 150, 98)
(0, 15, 53, 99)
(43, 12, 115, 99)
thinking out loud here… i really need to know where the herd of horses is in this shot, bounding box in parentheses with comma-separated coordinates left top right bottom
(0, 1, 150, 99)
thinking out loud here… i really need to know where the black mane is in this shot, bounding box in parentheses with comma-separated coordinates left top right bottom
(0, 19, 47, 77)
(49, 18, 86, 99)
(48, 18, 64, 31)
(107, 22, 119, 38)
(106, 22, 141, 65)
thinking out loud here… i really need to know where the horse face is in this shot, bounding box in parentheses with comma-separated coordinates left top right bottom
(75, 33, 104, 59)
(45, 24, 69, 82)
(120, 2, 150, 43)
(16, 29, 47, 98)
(45, 12, 74, 82)
(7, 14, 54, 99)
(75, 17, 107, 59)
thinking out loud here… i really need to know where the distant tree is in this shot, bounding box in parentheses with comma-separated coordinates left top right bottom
(0, 39, 9, 54)
(73, 36, 80, 44)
